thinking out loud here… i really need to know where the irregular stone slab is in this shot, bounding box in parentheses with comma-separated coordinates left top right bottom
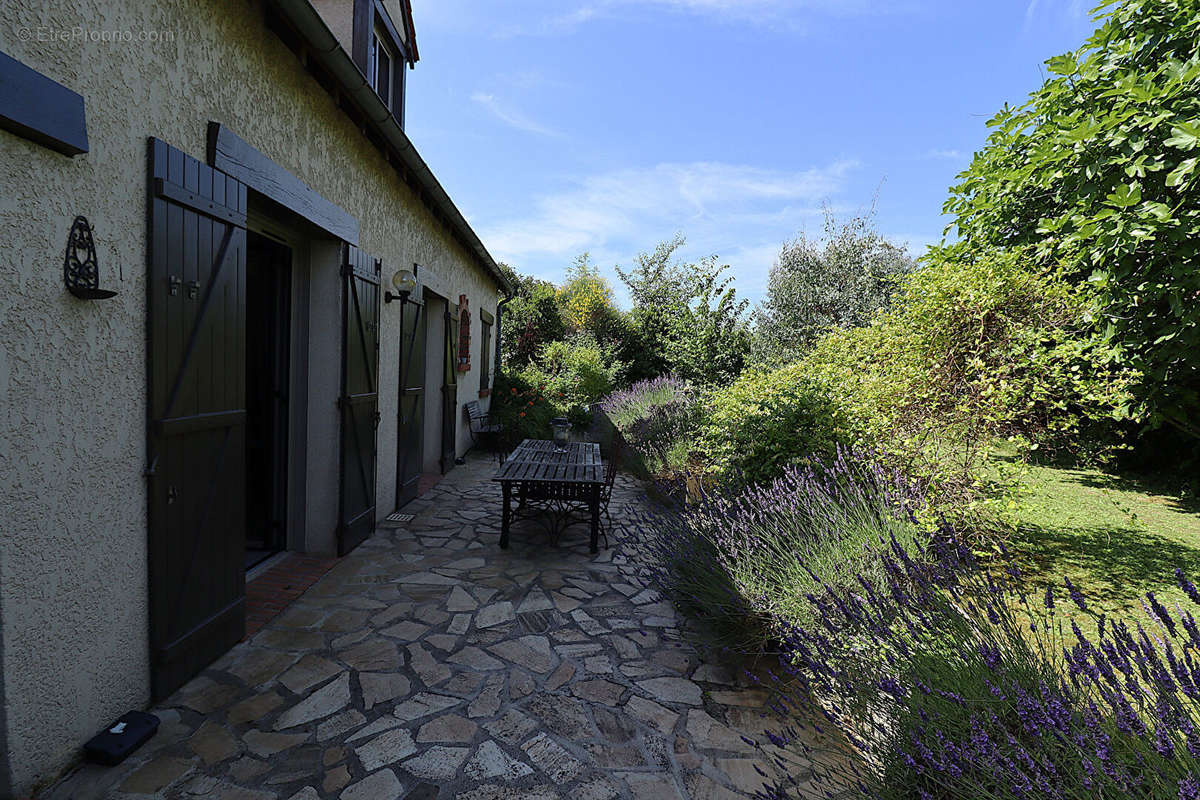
(286, 789, 321, 800)
(228, 649, 298, 688)
(620, 771, 686, 800)
(509, 669, 535, 699)
(230, 757, 270, 782)
(338, 639, 401, 672)
(551, 592, 582, 613)
(426, 633, 459, 651)
(544, 661, 575, 691)
(416, 714, 478, 743)
(718, 757, 771, 795)
(443, 671, 486, 697)
(404, 571, 460, 586)
(710, 689, 769, 708)
(345, 716, 406, 744)
(188, 721, 239, 764)
(448, 585, 475, 609)
(685, 773, 743, 800)
(407, 643, 451, 686)
(256, 629, 326, 652)
(457, 784, 558, 800)
(686, 710, 757, 753)
(332, 629, 371, 650)
(447, 613, 472, 634)
(415, 604, 451, 626)
(483, 708, 539, 746)
(324, 765, 351, 793)
(317, 710, 365, 741)
(380, 621, 431, 642)
(464, 740, 535, 781)
(692, 663, 738, 686)
(624, 695, 679, 735)
(636, 677, 702, 706)
(179, 682, 241, 714)
(572, 679, 625, 706)
(321, 609, 370, 633)
(372, 601, 416, 627)
(244, 730, 308, 758)
(393, 692, 462, 722)
(354, 727, 417, 771)
(279, 655, 343, 695)
(341, 768, 404, 800)
(274, 672, 351, 729)
(447, 646, 505, 671)
(488, 635, 557, 674)
(517, 590, 554, 613)
(521, 733, 583, 784)
(467, 678, 503, 718)
(401, 745, 470, 781)
(525, 695, 592, 739)
(575, 777, 623, 800)
(476, 602, 515, 629)
(608, 635, 640, 661)
(227, 691, 284, 726)
(118, 755, 194, 793)
(360, 672, 411, 711)
(584, 655, 614, 674)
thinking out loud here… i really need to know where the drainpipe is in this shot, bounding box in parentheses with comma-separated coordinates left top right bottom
(495, 293, 513, 379)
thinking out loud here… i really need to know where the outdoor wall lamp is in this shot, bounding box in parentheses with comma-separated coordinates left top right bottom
(63, 215, 118, 299)
(385, 264, 418, 304)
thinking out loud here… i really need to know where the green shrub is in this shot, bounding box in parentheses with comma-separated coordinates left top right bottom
(698, 363, 841, 486)
(601, 375, 702, 478)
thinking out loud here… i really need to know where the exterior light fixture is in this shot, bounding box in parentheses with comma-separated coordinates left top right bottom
(385, 267, 417, 304)
(63, 215, 118, 299)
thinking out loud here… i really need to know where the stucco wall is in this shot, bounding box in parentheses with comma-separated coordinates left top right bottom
(0, 0, 499, 794)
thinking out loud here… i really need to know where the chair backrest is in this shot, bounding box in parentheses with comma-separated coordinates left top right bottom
(464, 400, 483, 420)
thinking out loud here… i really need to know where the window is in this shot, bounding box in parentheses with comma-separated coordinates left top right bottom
(370, 25, 395, 110)
(479, 313, 493, 396)
(457, 295, 471, 372)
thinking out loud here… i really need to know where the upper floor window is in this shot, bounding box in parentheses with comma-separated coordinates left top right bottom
(370, 24, 396, 111)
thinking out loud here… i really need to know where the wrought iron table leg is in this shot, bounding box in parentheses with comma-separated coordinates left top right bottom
(500, 481, 512, 549)
(589, 485, 600, 554)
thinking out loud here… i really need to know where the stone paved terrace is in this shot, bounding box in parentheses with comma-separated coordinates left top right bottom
(42, 453, 785, 800)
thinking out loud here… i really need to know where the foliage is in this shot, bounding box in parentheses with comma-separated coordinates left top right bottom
(697, 363, 843, 487)
(797, 248, 1135, 499)
(557, 254, 616, 334)
(497, 263, 565, 369)
(754, 531, 1200, 800)
(490, 370, 560, 443)
(517, 339, 618, 428)
(617, 235, 751, 386)
(943, 0, 1200, 436)
(601, 375, 702, 476)
(639, 448, 927, 654)
(750, 209, 914, 365)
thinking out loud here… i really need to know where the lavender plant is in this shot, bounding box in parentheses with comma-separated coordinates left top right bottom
(755, 533, 1200, 800)
(602, 375, 700, 476)
(639, 446, 928, 654)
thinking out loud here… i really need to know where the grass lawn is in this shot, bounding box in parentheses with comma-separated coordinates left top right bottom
(1001, 460, 1200, 630)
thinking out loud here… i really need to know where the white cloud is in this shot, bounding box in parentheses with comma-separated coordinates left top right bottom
(923, 148, 966, 161)
(470, 92, 560, 137)
(479, 159, 859, 304)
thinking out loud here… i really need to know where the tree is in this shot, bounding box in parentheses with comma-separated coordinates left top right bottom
(750, 209, 913, 365)
(497, 262, 564, 369)
(557, 253, 615, 333)
(617, 235, 750, 386)
(943, 0, 1200, 436)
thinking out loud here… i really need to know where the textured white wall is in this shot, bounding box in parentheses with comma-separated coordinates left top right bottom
(0, 0, 500, 793)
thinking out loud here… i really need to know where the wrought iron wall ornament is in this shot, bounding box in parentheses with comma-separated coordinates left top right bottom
(63, 215, 117, 299)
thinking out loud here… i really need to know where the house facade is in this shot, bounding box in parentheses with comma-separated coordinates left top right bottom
(0, 1, 508, 795)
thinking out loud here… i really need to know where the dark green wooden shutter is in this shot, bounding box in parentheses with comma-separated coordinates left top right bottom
(338, 246, 380, 554)
(441, 308, 458, 473)
(396, 296, 425, 506)
(147, 137, 248, 700)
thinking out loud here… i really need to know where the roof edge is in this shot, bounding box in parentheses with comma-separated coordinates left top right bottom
(269, 0, 510, 295)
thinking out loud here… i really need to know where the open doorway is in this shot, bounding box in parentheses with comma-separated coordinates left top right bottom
(245, 231, 292, 570)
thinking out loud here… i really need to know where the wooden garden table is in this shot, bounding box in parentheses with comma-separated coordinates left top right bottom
(491, 439, 605, 553)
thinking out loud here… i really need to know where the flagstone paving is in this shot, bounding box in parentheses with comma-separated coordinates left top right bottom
(42, 454, 789, 800)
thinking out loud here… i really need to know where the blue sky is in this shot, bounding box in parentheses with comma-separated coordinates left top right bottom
(405, 0, 1097, 306)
